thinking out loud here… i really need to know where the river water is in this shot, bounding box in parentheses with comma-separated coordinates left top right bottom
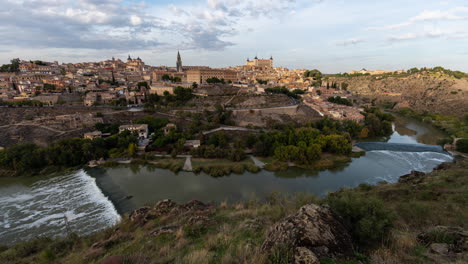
(0, 115, 453, 245)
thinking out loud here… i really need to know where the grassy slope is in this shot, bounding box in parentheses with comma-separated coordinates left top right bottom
(1, 160, 467, 264)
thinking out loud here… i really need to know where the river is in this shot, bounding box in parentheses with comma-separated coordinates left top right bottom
(0, 115, 453, 245)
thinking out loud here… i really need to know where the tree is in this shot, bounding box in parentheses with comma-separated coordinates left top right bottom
(137, 81, 149, 89)
(43, 83, 56, 91)
(0, 58, 20, 73)
(456, 138, 468, 153)
(360, 127, 369, 139)
(162, 74, 171, 81)
(127, 143, 137, 157)
(306, 144, 322, 162)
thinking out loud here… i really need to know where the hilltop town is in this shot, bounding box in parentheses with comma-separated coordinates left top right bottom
(0, 53, 467, 151)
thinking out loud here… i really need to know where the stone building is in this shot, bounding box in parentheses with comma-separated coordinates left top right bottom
(246, 56, 273, 68)
(186, 69, 238, 84)
(126, 55, 145, 72)
(119, 124, 149, 139)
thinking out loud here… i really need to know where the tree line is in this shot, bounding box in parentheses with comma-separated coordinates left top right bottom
(0, 131, 138, 175)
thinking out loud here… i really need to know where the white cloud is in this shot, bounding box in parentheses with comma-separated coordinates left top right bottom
(130, 15, 143, 26)
(368, 6, 468, 31)
(388, 33, 418, 41)
(336, 38, 366, 46)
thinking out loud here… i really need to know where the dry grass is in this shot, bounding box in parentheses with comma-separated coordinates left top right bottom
(370, 248, 400, 264)
(183, 249, 211, 264)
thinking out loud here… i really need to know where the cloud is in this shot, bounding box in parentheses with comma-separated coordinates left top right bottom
(165, 0, 302, 50)
(0, 0, 164, 51)
(387, 33, 418, 41)
(387, 28, 467, 42)
(0, 0, 307, 52)
(336, 38, 366, 46)
(368, 6, 468, 31)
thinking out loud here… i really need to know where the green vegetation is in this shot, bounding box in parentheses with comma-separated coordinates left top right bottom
(0, 131, 138, 176)
(144, 86, 193, 109)
(192, 158, 258, 177)
(162, 74, 182, 83)
(256, 79, 268, 84)
(206, 77, 225, 84)
(396, 109, 468, 139)
(329, 66, 466, 79)
(2, 161, 466, 263)
(327, 96, 352, 106)
(361, 107, 395, 138)
(304, 69, 322, 86)
(407, 66, 466, 79)
(264, 86, 304, 99)
(43, 83, 56, 91)
(0, 99, 45, 107)
(0, 58, 20, 72)
(456, 138, 468, 153)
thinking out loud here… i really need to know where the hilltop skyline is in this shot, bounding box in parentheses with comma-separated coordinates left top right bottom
(0, 0, 467, 72)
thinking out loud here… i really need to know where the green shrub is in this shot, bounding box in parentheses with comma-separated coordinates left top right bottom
(456, 138, 468, 153)
(325, 192, 394, 249)
(245, 164, 260, 173)
(39, 249, 55, 263)
(268, 244, 294, 264)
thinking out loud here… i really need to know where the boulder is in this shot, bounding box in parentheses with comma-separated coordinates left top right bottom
(433, 162, 452, 171)
(150, 225, 179, 237)
(262, 204, 353, 263)
(398, 170, 426, 183)
(129, 199, 177, 226)
(430, 243, 449, 255)
(418, 226, 467, 253)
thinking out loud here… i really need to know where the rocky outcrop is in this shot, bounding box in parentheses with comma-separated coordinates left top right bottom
(417, 226, 468, 263)
(326, 75, 468, 117)
(398, 170, 426, 183)
(262, 204, 353, 263)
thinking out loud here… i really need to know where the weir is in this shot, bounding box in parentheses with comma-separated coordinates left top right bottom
(355, 142, 448, 154)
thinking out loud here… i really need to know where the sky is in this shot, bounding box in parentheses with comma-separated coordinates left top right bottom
(0, 0, 467, 73)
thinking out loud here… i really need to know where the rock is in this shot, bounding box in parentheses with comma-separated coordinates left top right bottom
(262, 204, 353, 262)
(181, 199, 210, 211)
(129, 199, 178, 226)
(154, 199, 177, 214)
(430, 243, 449, 255)
(398, 170, 425, 183)
(129, 206, 152, 226)
(434, 162, 452, 171)
(294, 247, 320, 264)
(150, 225, 179, 237)
(418, 226, 467, 253)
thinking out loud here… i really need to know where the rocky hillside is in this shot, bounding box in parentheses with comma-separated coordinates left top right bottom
(1, 160, 466, 264)
(325, 75, 468, 117)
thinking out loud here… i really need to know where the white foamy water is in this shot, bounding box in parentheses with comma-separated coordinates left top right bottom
(363, 150, 453, 184)
(0, 169, 121, 245)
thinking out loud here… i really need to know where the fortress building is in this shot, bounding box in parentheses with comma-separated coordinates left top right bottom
(246, 56, 273, 68)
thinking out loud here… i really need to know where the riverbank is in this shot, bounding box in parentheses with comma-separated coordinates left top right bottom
(2, 159, 466, 264)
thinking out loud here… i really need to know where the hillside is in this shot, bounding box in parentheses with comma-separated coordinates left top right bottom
(324, 74, 468, 117)
(1, 160, 466, 264)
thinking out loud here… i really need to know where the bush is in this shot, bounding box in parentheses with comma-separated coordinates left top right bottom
(456, 138, 468, 153)
(325, 192, 394, 249)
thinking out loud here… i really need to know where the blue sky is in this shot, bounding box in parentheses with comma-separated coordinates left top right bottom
(0, 0, 467, 72)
